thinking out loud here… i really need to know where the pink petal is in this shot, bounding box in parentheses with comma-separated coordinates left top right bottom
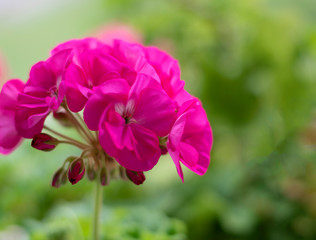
(15, 107, 49, 138)
(114, 124, 160, 171)
(0, 79, 24, 110)
(27, 61, 56, 90)
(128, 73, 161, 99)
(112, 40, 159, 81)
(0, 111, 23, 154)
(168, 148, 184, 182)
(0, 79, 25, 154)
(103, 109, 135, 150)
(133, 88, 177, 136)
(84, 79, 130, 130)
(167, 98, 212, 179)
(145, 46, 184, 98)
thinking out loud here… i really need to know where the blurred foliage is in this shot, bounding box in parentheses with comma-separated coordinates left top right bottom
(0, 0, 316, 239)
(26, 204, 186, 240)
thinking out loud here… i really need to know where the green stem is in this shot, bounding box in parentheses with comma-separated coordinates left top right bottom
(43, 125, 90, 149)
(92, 179, 103, 240)
(64, 107, 96, 144)
(57, 140, 89, 150)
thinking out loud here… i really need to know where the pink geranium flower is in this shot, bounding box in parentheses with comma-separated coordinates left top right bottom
(167, 98, 213, 182)
(84, 75, 177, 171)
(0, 79, 25, 154)
(15, 58, 65, 138)
(63, 48, 135, 112)
(1, 36, 213, 186)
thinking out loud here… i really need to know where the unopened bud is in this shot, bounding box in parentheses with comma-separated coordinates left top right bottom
(68, 158, 85, 185)
(160, 145, 168, 155)
(53, 108, 71, 127)
(31, 133, 58, 152)
(87, 165, 96, 181)
(126, 169, 146, 185)
(52, 168, 67, 188)
(159, 137, 168, 155)
(100, 166, 110, 186)
(119, 166, 128, 181)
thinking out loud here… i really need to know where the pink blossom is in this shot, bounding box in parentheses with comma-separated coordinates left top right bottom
(84, 75, 177, 171)
(94, 22, 143, 45)
(0, 79, 25, 154)
(167, 98, 213, 182)
(63, 48, 135, 112)
(15, 58, 65, 138)
(112, 40, 192, 107)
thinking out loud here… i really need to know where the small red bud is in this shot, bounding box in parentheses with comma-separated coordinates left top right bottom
(53, 108, 72, 127)
(87, 165, 96, 181)
(52, 168, 67, 188)
(31, 133, 58, 152)
(119, 166, 128, 181)
(126, 169, 146, 185)
(160, 145, 168, 155)
(100, 166, 110, 186)
(68, 158, 85, 185)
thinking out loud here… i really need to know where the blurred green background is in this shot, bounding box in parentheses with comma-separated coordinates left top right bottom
(0, 0, 316, 239)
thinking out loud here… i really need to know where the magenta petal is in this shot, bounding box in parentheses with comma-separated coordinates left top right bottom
(27, 61, 56, 90)
(128, 73, 161, 99)
(0, 80, 25, 154)
(115, 124, 160, 172)
(48, 48, 73, 76)
(99, 118, 120, 158)
(66, 86, 88, 112)
(168, 148, 184, 182)
(167, 98, 212, 179)
(133, 88, 177, 136)
(112, 40, 159, 81)
(15, 107, 48, 138)
(84, 79, 130, 130)
(0, 111, 23, 154)
(103, 107, 135, 150)
(0, 79, 25, 110)
(64, 63, 88, 112)
(145, 46, 184, 98)
(84, 95, 110, 131)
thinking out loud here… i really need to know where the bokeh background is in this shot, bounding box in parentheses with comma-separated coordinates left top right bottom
(0, 0, 316, 239)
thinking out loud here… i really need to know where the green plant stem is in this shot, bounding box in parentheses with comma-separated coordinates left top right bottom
(57, 140, 88, 150)
(92, 179, 103, 240)
(64, 107, 96, 144)
(43, 125, 90, 149)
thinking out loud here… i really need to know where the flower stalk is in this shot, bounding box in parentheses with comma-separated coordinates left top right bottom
(92, 177, 103, 240)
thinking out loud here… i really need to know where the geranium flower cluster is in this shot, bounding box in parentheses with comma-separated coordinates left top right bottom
(0, 38, 212, 186)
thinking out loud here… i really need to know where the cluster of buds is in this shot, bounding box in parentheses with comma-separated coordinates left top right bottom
(0, 37, 212, 187)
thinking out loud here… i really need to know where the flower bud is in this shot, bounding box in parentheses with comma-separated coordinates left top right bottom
(53, 108, 72, 127)
(126, 169, 146, 185)
(159, 137, 168, 155)
(119, 166, 128, 181)
(100, 166, 110, 186)
(68, 158, 85, 185)
(87, 165, 96, 181)
(52, 168, 67, 188)
(31, 133, 58, 152)
(160, 145, 168, 155)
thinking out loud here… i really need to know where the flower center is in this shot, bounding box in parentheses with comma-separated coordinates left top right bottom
(114, 100, 136, 125)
